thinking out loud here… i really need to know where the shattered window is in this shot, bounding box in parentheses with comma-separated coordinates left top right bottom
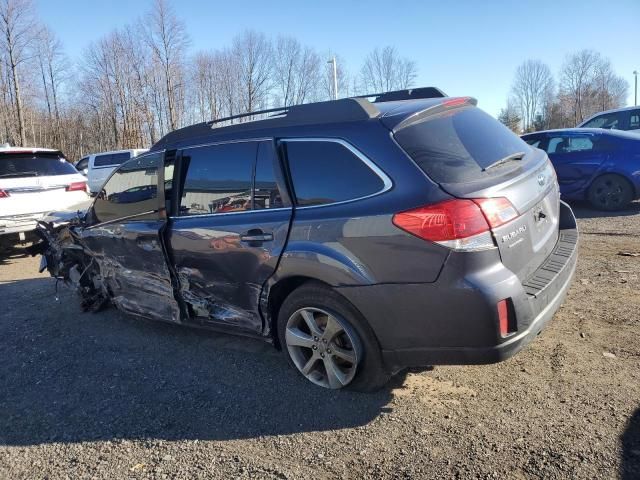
(92, 153, 161, 224)
(179, 142, 256, 216)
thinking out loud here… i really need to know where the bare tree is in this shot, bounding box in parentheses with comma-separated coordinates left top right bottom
(510, 60, 554, 132)
(360, 46, 417, 93)
(592, 58, 628, 112)
(36, 25, 68, 145)
(560, 49, 603, 125)
(232, 30, 272, 114)
(143, 0, 189, 132)
(272, 36, 320, 107)
(0, 0, 37, 145)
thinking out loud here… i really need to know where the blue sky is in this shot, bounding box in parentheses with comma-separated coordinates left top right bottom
(37, 0, 638, 117)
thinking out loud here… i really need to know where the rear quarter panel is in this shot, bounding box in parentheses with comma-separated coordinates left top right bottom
(274, 121, 453, 286)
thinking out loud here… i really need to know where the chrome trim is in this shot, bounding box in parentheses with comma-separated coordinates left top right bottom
(281, 137, 393, 210)
(178, 137, 272, 152)
(169, 206, 292, 220)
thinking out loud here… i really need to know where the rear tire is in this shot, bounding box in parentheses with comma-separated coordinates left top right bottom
(587, 174, 634, 211)
(277, 282, 390, 392)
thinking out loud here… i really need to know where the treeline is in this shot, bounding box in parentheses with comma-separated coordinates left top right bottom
(499, 50, 629, 133)
(0, 0, 418, 161)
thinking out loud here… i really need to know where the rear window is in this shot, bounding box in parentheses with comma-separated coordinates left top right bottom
(394, 107, 530, 183)
(94, 152, 131, 167)
(0, 152, 77, 178)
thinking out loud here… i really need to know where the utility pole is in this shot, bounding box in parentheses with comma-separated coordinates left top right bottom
(328, 57, 338, 100)
(634, 71, 638, 106)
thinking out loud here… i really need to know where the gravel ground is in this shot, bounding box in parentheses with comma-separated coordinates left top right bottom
(0, 201, 639, 479)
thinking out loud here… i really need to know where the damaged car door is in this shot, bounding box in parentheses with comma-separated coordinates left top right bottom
(167, 140, 292, 334)
(82, 151, 181, 323)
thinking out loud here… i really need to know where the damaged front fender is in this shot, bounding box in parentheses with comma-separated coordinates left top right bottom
(29, 213, 109, 312)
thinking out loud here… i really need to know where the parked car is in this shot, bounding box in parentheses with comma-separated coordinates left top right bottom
(74, 156, 89, 176)
(0, 147, 89, 250)
(522, 128, 640, 210)
(578, 106, 640, 134)
(32, 88, 578, 391)
(86, 149, 148, 194)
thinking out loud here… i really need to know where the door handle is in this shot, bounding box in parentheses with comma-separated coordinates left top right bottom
(240, 230, 273, 243)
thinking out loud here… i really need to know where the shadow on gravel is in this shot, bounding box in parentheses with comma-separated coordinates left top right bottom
(570, 200, 640, 219)
(621, 407, 640, 480)
(0, 245, 31, 265)
(0, 277, 401, 446)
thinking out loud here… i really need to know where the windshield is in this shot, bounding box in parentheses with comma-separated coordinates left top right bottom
(394, 107, 530, 183)
(0, 152, 77, 178)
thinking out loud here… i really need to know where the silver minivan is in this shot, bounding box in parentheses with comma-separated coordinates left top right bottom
(87, 149, 148, 194)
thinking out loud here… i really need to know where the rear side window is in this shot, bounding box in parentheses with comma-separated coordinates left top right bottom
(92, 153, 161, 224)
(0, 152, 77, 178)
(284, 140, 384, 206)
(394, 107, 529, 183)
(179, 142, 256, 215)
(94, 152, 131, 167)
(582, 112, 624, 130)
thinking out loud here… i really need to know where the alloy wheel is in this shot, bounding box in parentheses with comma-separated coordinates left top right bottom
(285, 307, 360, 389)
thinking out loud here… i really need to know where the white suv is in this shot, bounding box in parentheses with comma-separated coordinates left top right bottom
(87, 149, 148, 194)
(0, 147, 89, 248)
(578, 106, 640, 133)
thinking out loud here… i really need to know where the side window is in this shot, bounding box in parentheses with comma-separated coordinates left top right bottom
(582, 112, 624, 130)
(93, 154, 113, 167)
(179, 142, 256, 216)
(567, 136, 593, 152)
(630, 110, 640, 130)
(547, 137, 568, 154)
(524, 138, 541, 148)
(284, 140, 385, 207)
(254, 142, 285, 209)
(94, 152, 131, 167)
(76, 157, 89, 170)
(92, 152, 161, 224)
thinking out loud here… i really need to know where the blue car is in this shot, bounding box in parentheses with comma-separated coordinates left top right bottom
(522, 128, 640, 210)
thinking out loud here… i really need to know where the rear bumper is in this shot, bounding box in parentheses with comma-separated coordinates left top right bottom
(337, 201, 578, 372)
(0, 215, 44, 235)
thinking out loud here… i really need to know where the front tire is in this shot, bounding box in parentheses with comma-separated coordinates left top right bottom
(277, 282, 390, 392)
(587, 174, 634, 211)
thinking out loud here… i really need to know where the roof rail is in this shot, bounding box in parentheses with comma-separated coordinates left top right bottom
(207, 97, 380, 129)
(354, 87, 447, 103)
(205, 87, 446, 130)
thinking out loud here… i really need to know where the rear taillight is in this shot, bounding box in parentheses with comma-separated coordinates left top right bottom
(392, 197, 519, 251)
(66, 182, 87, 192)
(0, 189, 9, 198)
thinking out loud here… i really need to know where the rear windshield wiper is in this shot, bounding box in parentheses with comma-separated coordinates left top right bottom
(483, 152, 526, 171)
(0, 171, 39, 178)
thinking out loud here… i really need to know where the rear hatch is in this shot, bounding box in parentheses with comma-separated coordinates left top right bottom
(0, 151, 87, 219)
(391, 103, 560, 281)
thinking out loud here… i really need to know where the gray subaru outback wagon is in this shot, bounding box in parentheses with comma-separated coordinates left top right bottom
(34, 87, 578, 391)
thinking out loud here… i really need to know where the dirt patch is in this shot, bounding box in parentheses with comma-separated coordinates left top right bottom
(1, 201, 639, 479)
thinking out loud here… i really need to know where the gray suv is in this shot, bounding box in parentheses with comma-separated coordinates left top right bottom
(33, 88, 578, 391)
